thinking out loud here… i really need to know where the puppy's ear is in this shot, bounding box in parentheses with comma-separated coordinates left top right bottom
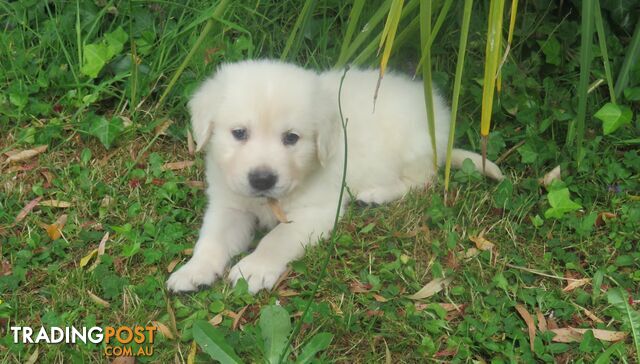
(188, 78, 220, 152)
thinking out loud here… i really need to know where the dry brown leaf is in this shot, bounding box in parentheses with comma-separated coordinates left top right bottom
(166, 299, 178, 336)
(469, 236, 495, 251)
(39, 200, 71, 208)
(373, 294, 388, 302)
(563, 278, 590, 292)
(549, 328, 627, 343)
(278, 289, 299, 297)
(439, 303, 461, 312)
(151, 321, 174, 340)
(547, 316, 559, 330)
(187, 340, 197, 364)
(464, 247, 480, 259)
(154, 119, 173, 136)
(87, 232, 110, 272)
(407, 277, 453, 300)
(535, 308, 547, 332)
(366, 310, 383, 317)
(112, 356, 135, 364)
(187, 130, 195, 156)
(185, 180, 206, 189)
(167, 258, 181, 273)
(595, 212, 617, 227)
(5, 145, 47, 163)
(1, 259, 12, 276)
(384, 338, 391, 364)
(41, 170, 55, 185)
(582, 308, 604, 324)
(87, 290, 110, 307)
(539, 165, 561, 187)
(162, 161, 194, 171)
(515, 304, 536, 351)
(182, 248, 194, 255)
(329, 301, 343, 315)
(349, 281, 372, 293)
(232, 306, 248, 330)
(273, 268, 292, 289)
(44, 214, 68, 240)
(15, 197, 42, 223)
(25, 347, 39, 364)
(209, 313, 223, 326)
(267, 198, 290, 223)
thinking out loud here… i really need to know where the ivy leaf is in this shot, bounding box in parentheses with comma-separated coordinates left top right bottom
(84, 113, 124, 149)
(544, 187, 582, 219)
(81, 27, 128, 78)
(593, 102, 633, 135)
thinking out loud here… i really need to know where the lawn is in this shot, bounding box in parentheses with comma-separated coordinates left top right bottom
(1, 1, 639, 363)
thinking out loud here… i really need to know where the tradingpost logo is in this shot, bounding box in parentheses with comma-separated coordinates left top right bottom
(9, 325, 158, 357)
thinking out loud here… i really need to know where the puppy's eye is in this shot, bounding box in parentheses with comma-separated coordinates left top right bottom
(282, 132, 300, 146)
(231, 128, 248, 141)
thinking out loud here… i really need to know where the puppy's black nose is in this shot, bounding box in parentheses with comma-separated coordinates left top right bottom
(248, 168, 278, 191)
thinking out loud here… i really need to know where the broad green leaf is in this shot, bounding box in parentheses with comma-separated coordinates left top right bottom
(537, 36, 561, 65)
(81, 43, 110, 78)
(105, 27, 128, 58)
(593, 102, 633, 135)
(84, 114, 124, 149)
(295, 332, 334, 364)
(260, 305, 292, 364)
(607, 288, 640, 363)
(192, 321, 243, 364)
(544, 187, 582, 219)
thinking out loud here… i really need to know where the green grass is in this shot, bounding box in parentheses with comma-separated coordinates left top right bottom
(1, 1, 640, 363)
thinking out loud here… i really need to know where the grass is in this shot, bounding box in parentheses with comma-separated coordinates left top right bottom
(1, 1, 640, 363)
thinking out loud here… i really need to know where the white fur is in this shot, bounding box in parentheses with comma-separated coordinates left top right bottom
(167, 60, 504, 294)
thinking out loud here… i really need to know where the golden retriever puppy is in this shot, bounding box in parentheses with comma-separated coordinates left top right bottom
(167, 60, 504, 293)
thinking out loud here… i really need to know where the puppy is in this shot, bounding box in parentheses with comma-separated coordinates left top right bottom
(167, 60, 504, 294)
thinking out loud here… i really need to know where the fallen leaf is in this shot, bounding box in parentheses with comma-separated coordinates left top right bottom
(39, 200, 71, 208)
(535, 308, 547, 332)
(349, 281, 372, 293)
(111, 356, 135, 364)
(463, 247, 480, 259)
(187, 130, 195, 156)
(1, 259, 11, 276)
(151, 321, 174, 340)
(166, 258, 180, 273)
(187, 340, 197, 364)
(547, 316, 559, 330)
(25, 347, 39, 364)
(539, 165, 561, 187)
(44, 214, 68, 240)
(166, 299, 178, 336)
(549, 328, 627, 343)
(515, 304, 536, 351)
(185, 180, 205, 189)
(563, 278, 590, 292)
(182, 248, 194, 255)
(88, 232, 110, 272)
(232, 306, 248, 330)
(595, 212, 617, 227)
(582, 307, 604, 324)
(267, 198, 290, 223)
(469, 236, 495, 251)
(209, 313, 223, 326)
(384, 338, 391, 364)
(162, 160, 194, 171)
(438, 303, 462, 312)
(434, 349, 458, 357)
(87, 290, 110, 307)
(154, 119, 173, 136)
(273, 268, 292, 289)
(366, 310, 383, 317)
(407, 277, 453, 300)
(373, 294, 388, 302)
(80, 249, 99, 268)
(15, 197, 42, 223)
(278, 289, 299, 297)
(5, 145, 47, 163)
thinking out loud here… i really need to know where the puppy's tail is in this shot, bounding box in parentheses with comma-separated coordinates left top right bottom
(450, 148, 505, 181)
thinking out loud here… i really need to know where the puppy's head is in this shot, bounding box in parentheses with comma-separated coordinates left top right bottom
(189, 60, 338, 199)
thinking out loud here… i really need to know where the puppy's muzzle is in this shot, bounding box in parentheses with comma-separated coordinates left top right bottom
(248, 168, 278, 192)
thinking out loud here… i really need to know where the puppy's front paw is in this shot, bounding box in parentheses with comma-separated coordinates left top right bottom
(167, 259, 221, 292)
(228, 253, 286, 294)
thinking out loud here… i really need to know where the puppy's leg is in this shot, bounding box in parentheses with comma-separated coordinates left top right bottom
(228, 206, 336, 294)
(356, 183, 410, 205)
(167, 205, 255, 292)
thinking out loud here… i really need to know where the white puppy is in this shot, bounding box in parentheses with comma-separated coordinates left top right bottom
(167, 60, 503, 294)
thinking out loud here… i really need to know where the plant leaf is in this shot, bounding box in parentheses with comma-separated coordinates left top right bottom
(544, 187, 582, 219)
(607, 288, 640, 362)
(260, 305, 292, 364)
(295, 332, 333, 364)
(85, 114, 124, 149)
(192, 320, 243, 364)
(407, 276, 453, 300)
(593, 102, 633, 135)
